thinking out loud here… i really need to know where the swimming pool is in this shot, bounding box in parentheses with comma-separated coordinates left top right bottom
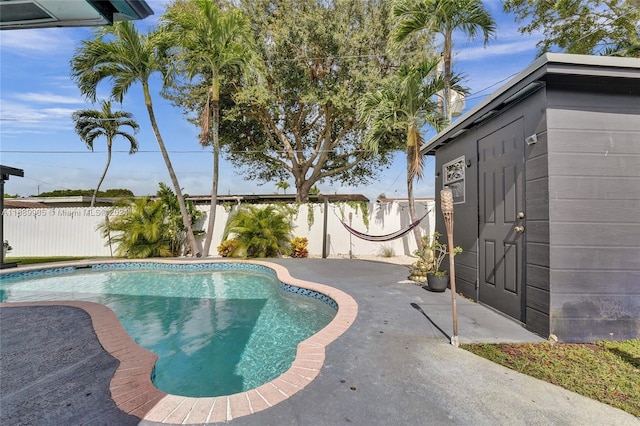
(0, 262, 337, 397)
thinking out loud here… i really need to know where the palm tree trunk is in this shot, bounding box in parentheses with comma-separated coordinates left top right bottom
(202, 81, 220, 256)
(407, 152, 423, 252)
(92, 141, 112, 207)
(443, 31, 453, 124)
(142, 81, 199, 256)
(202, 139, 220, 256)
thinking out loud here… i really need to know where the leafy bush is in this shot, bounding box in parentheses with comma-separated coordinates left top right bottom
(290, 237, 309, 258)
(101, 198, 175, 258)
(415, 232, 462, 277)
(217, 238, 239, 257)
(99, 183, 200, 258)
(223, 205, 293, 258)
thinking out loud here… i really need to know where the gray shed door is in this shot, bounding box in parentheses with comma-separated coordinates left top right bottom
(478, 118, 525, 321)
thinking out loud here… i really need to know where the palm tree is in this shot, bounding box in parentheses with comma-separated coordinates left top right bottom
(222, 205, 293, 258)
(101, 183, 202, 258)
(101, 198, 174, 258)
(276, 181, 290, 194)
(72, 100, 139, 207)
(161, 0, 257, 257)
(392, 0, 495, 123)
(360, 58, 450, 251)
(156, 182, 203, 255)
(70, 21, 200, 257)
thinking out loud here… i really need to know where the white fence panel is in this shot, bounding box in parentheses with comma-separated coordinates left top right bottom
(308, 201, 434, 257)
(3, 201, 435, 258)
(200, 200, 435, 258)
(3, 207, 121, 257)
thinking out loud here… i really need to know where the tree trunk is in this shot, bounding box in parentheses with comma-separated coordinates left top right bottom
(92, 140, 112, 208)
(407, 152, 423, 252)
(202, 94, 220, 256)
(293, 165, 310, 202)
(443, 31, 453, 124)
(142, 81, 199, 257)
(295, 178, 313, 202)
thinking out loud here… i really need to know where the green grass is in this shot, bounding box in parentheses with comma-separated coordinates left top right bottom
(461, 339, 640, 417)
(4, 256, 99, 265)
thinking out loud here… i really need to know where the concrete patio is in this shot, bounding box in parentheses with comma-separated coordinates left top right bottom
(1, 259, 637, 425)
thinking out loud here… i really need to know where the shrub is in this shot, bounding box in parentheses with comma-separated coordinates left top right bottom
(378, 245, 395, 257)
(101, 198, 174, 258)
(223, 205, 293, 258)
(415, 232, 462, 277)
(99, 183, 201, 258)
(217, 238, 239, 257)
(290, 237, 309, 258)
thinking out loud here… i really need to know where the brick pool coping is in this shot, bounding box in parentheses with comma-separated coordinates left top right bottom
(0, 259, 358, 424)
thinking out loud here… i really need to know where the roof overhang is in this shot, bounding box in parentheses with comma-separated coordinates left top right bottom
(1, 165, 24, 181)
(422, 53, 640, 155)
(0, 0, 153, 30)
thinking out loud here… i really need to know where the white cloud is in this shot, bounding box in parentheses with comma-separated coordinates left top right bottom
(0, 100, 75, 121)
(1, 100, 48, 122)
(42, 106, 77, 117)
(0, 100, 76, 138)
(0, 28, 78, 56)
(14, 92, 83, 104)
(456, 40, 537, 61)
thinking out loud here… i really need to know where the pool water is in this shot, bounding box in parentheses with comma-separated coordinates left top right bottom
(0, 265, 336, 397)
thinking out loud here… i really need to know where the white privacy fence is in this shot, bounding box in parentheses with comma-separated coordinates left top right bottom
(3, 201, 435, 258)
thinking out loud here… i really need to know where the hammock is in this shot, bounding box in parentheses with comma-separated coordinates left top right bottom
(338, 211, 430, 242)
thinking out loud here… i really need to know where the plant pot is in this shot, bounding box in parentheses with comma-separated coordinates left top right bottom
(427, 274, 449, 292)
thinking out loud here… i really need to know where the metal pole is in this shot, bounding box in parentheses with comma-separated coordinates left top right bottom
(1, 176, 4, 266)
(105, 213, 114, 258)
(322, 197, 329, 258)
(348, 212, 353, 259)
(441, 187, 459, 346)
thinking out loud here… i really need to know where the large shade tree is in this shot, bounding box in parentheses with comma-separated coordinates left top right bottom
(360, 58, 455, 250)
(165, 0, 423, 201)
(160, 0, 258, 256)
(72, 100, 139, 207)
(392, 0, 495, 123)
(504, 0, 640, 57)
(71, 21, 200, 256)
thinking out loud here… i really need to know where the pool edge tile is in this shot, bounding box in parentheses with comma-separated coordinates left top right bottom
(162, 397, 198, 424)
(228, 392, 253, 420)
(183, 397, 217, 424)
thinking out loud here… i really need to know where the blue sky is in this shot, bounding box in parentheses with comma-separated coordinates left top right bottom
(0, 1, 542, 200)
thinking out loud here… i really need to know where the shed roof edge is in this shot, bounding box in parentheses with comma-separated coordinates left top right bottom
(422, 53, 640, 154)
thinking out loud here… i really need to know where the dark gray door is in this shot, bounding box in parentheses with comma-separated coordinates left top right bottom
(478, 118, 525, 321)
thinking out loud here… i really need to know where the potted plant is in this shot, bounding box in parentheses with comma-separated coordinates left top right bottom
(3, 240, 12, 258)
(409, 232, 462, 292)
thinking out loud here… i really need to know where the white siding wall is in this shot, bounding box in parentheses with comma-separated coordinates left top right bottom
(4, 201, 435, 258)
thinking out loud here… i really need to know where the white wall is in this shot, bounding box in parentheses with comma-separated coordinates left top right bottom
(3, 201, 435, 258)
